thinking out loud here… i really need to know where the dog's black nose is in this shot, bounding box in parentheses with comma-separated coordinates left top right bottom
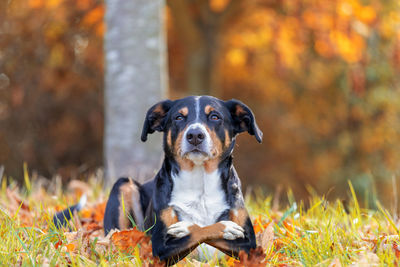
(186, 128, 205, 146)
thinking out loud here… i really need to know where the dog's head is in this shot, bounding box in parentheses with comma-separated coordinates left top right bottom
(141, 96, 262, 171)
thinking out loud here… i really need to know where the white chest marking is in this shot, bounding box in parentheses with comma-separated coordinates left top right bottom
(169, 166, 229, 227)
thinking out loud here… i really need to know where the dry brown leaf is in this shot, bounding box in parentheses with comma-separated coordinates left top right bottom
(258, 223, 274, 250)
(234, 247, 266, 267)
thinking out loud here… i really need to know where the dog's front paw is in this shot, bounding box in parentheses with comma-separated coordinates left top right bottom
(220, 221, 245, 240)
(167, 221, 194, 238)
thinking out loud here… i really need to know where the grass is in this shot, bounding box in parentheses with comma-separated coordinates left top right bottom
(0, 172, 399, 266)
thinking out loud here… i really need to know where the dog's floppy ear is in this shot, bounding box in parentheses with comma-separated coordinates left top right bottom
(141, 100, 174, 142)
(225, 99, 263, 143)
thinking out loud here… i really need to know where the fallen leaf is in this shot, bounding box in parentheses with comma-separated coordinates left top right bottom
(259, 223, 274, 249)
(66, 243, 75, 252)
(234, 247, 266, 267)
(111, 228, 148, 254)
(54, 239, 62, 249)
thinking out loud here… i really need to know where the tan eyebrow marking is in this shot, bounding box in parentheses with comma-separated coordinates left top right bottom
(178, 107, 188, 116)
(204, 105, 215, 115)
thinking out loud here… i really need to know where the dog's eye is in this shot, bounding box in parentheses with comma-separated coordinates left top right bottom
(210, 114, 220, 121)
(175, 115, 184, 121)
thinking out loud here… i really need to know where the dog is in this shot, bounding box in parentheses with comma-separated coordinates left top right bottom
(54, 96, 263, 265)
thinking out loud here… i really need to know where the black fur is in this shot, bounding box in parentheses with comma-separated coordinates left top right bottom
(53, 203, 83, 228)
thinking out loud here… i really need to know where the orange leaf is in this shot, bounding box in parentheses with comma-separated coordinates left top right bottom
(234, 247, 266, 267)
(66, 243, 75, 252)
(393, 242, 400, 258)
(54, 239, 62, 249)
(85, 222, 102, 231)
(93, 202, 106, 222)
(111, 229, 148, 254)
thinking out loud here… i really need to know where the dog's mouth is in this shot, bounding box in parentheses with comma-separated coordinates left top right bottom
(182, 149, 210, 164)
(188, 148, 207, 155)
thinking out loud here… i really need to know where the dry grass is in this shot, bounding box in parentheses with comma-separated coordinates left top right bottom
(0, 171, 399, 266)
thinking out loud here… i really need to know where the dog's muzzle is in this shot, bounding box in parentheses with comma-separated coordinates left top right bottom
(181, 123, 212, 161)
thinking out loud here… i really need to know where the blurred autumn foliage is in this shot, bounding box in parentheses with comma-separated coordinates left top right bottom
(0, 0, 104, 179)
(1, 0, 400, 203)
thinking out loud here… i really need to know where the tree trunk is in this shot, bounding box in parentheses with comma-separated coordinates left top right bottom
(187, 30, 220, 96)
(168, 0, 242, 97)
(104, 0, 167, 187)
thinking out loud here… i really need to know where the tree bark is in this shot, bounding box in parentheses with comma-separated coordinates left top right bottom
(104, 0, 167, 186)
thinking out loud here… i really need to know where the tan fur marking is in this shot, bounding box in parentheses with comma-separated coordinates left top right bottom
(176, 157, 195, 171)
(168, 222, 237, 259)
(205, 125, 222, 158)
(203, 124, 223, 173)
(160, 207, 178, 227)
(165, 223, 226, 259)
(204, 159, 219, 173)
(174, 125, 194, 171)
(230, 208, 249, 227)
(235, 104, 246, 116)
(179, 107, 188, 116)
(188, 222, 226, 244)
(204, 105, 215, 115)
(167, 130, 172, 148)
(118, 179, 144, 230)
(153, 104, 165, 115)
(224, 129, 230, 148)
(174, 125, 186, 157)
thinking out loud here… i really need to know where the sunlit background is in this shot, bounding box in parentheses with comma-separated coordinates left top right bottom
(1, 0, 400, 206)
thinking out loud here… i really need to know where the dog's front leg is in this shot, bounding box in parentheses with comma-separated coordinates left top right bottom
(204, 207, 257, 258)
(151, 207, 211, 266)
(152, 207, 246, 265)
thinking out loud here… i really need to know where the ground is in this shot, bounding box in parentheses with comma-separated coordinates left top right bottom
(0, 173, 399, 266)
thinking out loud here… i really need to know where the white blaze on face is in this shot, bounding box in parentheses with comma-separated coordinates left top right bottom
(195, 96, 200, 121)
(180, 97, 214, 164)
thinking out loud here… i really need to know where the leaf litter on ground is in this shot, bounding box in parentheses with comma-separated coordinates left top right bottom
(0, 174, 400, 266)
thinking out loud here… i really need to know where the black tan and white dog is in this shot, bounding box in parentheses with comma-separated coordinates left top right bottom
(54, 96, 263, 265)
